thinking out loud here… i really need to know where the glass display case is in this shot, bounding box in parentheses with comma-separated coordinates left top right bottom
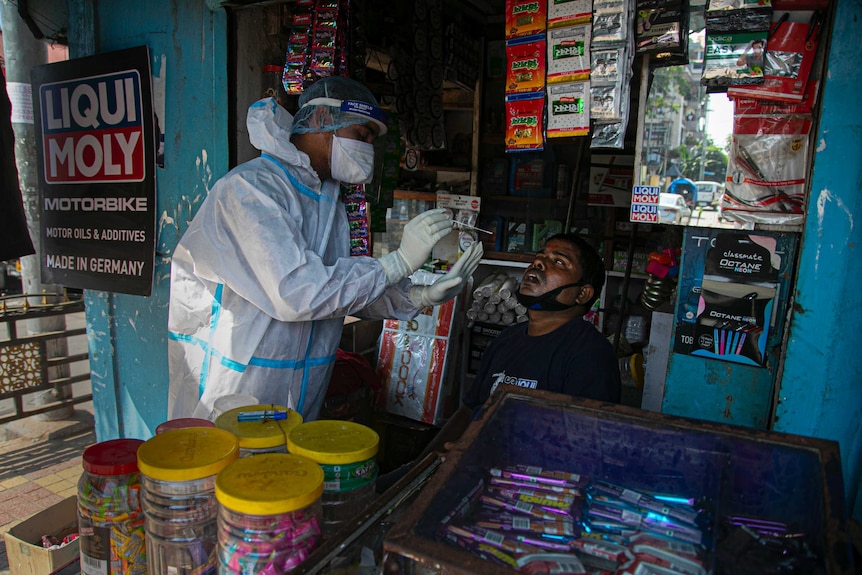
(384, 386, 853, 574)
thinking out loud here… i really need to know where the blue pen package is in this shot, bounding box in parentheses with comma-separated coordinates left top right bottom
(590, 481, 700, 526)
(692, 282, 775, 366)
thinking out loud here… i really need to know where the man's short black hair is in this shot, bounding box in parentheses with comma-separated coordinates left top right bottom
(545, 233, 606, 309)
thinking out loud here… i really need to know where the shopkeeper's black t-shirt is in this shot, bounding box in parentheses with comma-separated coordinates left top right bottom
(466, 317, 621, 408)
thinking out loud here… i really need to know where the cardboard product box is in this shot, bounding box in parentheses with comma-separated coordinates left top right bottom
(377, 297, 458, 426)
(588, 154, 634, 207)
(505, 220, 527, 253)
(531, 220, 563, 252)
(480, 157, 508, 193)
(612, 249, 650, 273)
(4, 496, 80, 575)
(508, 154, 553, 198)
(476, 215, 503, 253)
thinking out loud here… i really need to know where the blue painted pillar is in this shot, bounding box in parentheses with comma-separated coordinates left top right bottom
(773, 1, 862, 522)
(68, 0, 228, 440)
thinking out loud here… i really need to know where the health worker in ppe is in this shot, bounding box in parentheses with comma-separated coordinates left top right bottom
(167, 76, 483, 421)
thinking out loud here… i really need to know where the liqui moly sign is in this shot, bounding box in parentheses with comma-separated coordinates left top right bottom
(32, 46, 156, 296)
(39, 70, 145, 183)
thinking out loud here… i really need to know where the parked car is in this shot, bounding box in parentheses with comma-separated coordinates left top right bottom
(658, 193, 692, 225)
(694, 180, 724, 209)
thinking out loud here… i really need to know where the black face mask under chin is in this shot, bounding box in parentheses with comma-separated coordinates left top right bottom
(516, 282, 585, 312)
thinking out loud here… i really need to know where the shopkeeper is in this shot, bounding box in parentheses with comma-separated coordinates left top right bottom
(167, 76, 483, 421)
(465, 234, 621, 408)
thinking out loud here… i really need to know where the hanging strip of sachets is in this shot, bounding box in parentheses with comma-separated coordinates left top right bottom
(590, 0, 635, 149)
(702, 0, 773, 89)
(503, 0, 548, 153)
(727, 10, 824, 103)
(721, 95, 812, 226)
(343, 185, 371, 256)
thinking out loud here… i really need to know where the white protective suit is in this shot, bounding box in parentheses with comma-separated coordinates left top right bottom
(167, 98, 420, 420)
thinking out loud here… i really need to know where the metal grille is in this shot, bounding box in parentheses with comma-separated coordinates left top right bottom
(0, 341, 42, 392)
(0, 294, 92, 424)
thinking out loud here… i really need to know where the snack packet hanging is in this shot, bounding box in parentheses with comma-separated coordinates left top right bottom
(314, 9, 337, 28)
(590, 0, 634, 149)
(547, 24, 591, 83)
(635, 1, 686, 55)
(592, 0, 629, 46)
(548, 0, 592, 28)
(310, 48, 335, 76)
(505, 0, 548, 39)
(506, 35, 547, 94)
(312, 28, 336, 50)
(590, 82, 623, 120)
(706, 2, 772, 32)
(505, 92, 546, 152)
(293, 11, 312, 27)
(591, 47, 626, 83)
(546, 80, 590, 138)
(590, 121, 626, 149)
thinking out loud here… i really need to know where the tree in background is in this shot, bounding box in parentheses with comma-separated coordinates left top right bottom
(672, 141, 728, 183)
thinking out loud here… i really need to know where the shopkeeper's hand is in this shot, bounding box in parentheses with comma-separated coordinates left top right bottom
(378, 209, 453, 283)
(410, 242, 484, 308)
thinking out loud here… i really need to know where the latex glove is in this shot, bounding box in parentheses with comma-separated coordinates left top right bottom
(409, 242, 484, 308)
(379, 208, 453, 283)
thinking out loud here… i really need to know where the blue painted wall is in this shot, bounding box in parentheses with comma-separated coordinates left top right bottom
(662, 355, 774, 427)
(68, 0, 228, 440)
(772, 0, 862, 522)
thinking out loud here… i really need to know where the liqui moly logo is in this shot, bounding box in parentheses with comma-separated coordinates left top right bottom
(39, 70, 145, 184)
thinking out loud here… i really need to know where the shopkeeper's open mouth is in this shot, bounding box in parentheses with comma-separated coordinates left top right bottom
(522, 270, 544, 285)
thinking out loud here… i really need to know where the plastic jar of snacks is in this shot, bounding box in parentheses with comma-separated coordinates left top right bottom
(215, 453, 324, 574)
(155, 417, 215, 434)
(78, 438, 147, 575)
(287, 420, 379, 536)
(214, 404, 303, 457)
(211, 393, 259, 420)
(137, 427, 239, 575)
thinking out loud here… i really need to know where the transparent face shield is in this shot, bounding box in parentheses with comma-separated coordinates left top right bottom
(291, 97, 389, 136)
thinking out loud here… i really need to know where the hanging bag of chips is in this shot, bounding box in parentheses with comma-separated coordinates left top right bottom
(505, 92, 546, 152)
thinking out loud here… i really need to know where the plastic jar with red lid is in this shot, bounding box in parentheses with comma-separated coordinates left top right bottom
(77, 438, 147, 574)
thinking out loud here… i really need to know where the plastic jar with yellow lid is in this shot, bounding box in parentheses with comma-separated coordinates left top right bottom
(137, 427, 239, 575)
(211, 393, 258, 420)
(215, 453, 323, 574)
(287, 420, 379, 536)
(214, 404, 302, 457)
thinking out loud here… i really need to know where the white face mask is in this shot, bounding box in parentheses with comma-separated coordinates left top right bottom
(330, 135, 375, 184)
